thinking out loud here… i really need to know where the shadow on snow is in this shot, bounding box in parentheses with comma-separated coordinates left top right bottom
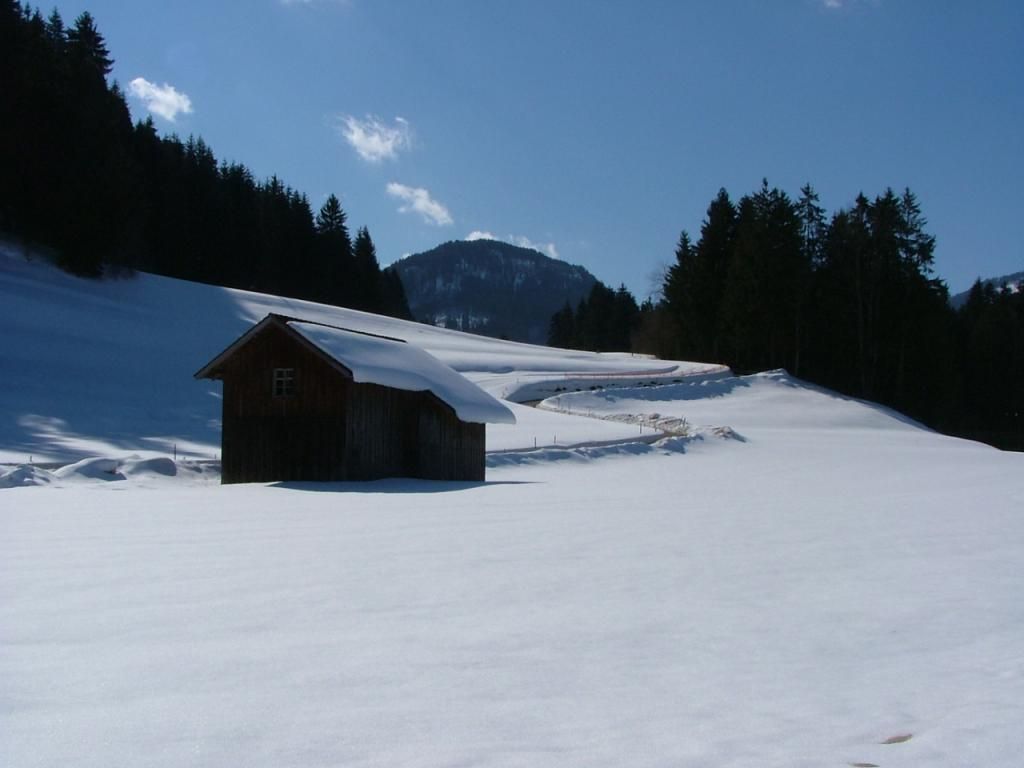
(268, 478, 538, 494)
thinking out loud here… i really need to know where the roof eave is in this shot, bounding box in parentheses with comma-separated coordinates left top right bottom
(194, 314, 282, 380)
(194, 313, 353, 380)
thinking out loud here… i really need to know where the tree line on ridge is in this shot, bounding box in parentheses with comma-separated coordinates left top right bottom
(629, 182, 1022, 450)
(0, 2, 410, 319)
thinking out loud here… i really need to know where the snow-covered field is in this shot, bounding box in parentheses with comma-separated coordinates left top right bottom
(0, 244, 719, 465)
(3, 246, 1023, 767)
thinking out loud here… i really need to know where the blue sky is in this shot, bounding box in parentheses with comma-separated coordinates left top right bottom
(53, 0, 1023, 299)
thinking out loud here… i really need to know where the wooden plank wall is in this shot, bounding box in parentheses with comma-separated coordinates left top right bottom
(219, 324, 348, 483)
(217, 322, 486, 483)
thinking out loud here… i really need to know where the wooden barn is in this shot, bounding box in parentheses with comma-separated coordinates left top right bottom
(195, 314, 515, 484)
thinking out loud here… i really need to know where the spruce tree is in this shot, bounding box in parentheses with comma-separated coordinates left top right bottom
(67, 11, 111, 78)
(611, 284, 640, 351)
(352, 226, 383, 312)
(662, 230, 696, 358)
(380, 265, 413, 320)
(796, 183, 826, 267)
(316, 194, 347, 234)
(692, 188, 737, 360)
(44, 8, 64, 48)
(548, 301, 576, 348)
(314, 194, 353, 305)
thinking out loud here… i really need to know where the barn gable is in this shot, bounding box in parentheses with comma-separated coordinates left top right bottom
(195, 314, 514, 483)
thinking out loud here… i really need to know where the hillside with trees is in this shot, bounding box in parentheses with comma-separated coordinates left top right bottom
(0, 2, 409, 319)
(394, 239, 598, 344)
(950, 270, 1023, 309)
(634, 181, 1023, 450)
(548, 282, 640, 353)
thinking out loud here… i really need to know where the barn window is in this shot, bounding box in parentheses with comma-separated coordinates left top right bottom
(273, 368, 296, 397)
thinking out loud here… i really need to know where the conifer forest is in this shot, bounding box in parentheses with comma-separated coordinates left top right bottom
(1, 2, 411, 319)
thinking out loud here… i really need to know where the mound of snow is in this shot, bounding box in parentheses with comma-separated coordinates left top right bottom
(52, 457, 125, 481)
(119, 457, 178, 477)
(0, 455, 222, 489)
(119, 457, 220, 485)
(0, 464, 55, 488)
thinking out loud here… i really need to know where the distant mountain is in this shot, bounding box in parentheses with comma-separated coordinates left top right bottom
(392, 239, 598, 344)
(950, 270, 1024, 308)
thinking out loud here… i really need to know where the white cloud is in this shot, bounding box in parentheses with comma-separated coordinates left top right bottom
(387, 183, 453, 226)
(128, 77, 193, 122)
(465, 230, 560, 259)
(339, 115, 411, 162)
(823, 0, 842, 7)
(512, 235, 560, 260)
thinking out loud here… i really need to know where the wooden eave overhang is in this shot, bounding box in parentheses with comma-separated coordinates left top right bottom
(193, 314, 354, 381)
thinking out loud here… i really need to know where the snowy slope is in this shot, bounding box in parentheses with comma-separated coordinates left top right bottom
(3, 247, 1024, 767)
(0, 245, 715, 464)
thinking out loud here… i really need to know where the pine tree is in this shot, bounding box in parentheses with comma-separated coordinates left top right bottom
(54, 10, 128, 275)
(380, 265, 413, 320)
(611, 284, 640, 351)
(316, 194, 347, 234)
(548, 301, 576, 348)
(897, 188, 935, 272)
(694, 189, 737, 359)
(66, 11, 111, 78)
(796, 183, 826, 267)
(313, 194, 353, 305)
(717, 181, 805, 372)
(44, 8, 64, 49)
(352, 226, 383, 312)
(662, 229, 697, 357)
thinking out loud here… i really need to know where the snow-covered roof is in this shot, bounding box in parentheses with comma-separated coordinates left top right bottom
(288, 321, 514, 424)
(196, 315, 515, 425)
